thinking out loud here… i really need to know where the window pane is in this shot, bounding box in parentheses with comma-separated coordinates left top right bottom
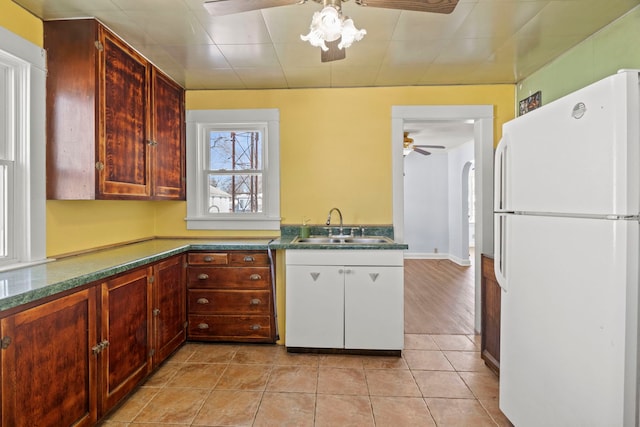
(208, 131, 262, 171)
(208, 174, 263, 213)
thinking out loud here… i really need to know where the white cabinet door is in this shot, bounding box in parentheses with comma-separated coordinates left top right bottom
(285, 265, 344, 348)
(344, 266, 404, 350)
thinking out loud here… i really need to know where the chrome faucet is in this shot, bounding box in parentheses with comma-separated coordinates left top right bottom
(326, 207, 344, 236)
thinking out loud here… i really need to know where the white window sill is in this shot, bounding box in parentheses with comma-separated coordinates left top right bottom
(0, 258, 55, 273)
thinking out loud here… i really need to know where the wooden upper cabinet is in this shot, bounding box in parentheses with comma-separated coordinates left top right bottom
(151, 69, 186, 199)
(44, 19, 185, 200)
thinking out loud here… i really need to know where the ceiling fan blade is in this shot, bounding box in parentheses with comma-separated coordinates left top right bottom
(414, 144, 446, 149)
(203, 0, 300, 16)
(355, 0, 459, 14)
(413, 147, 432, 156)
(321, 39, 346, 62)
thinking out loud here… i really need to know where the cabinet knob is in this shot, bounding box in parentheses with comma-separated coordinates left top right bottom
(197, 323, 210, 330)
(147, 140, 158, 146)
(153, 308, 161, 316)
(203, 256, 214, 262)
(196, 297, 210, 304)
(198, 273, 209, 280)
(249, 324, 261, 331)
(250, 298, 261, 305)
(243, 256, 255, 262)
(249, 274, 261, 281)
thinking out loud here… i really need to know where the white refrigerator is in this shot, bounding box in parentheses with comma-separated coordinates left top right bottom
(494, 70, 640, 427)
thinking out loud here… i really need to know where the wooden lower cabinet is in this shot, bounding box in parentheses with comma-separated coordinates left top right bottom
(100, 266, 153, 413)
(187, 251, 276, 343)
(0, 288, 98, 427)
(0, 254, 187, 426)
(152, 254, 187, 368)
(481, 254, 501, 374)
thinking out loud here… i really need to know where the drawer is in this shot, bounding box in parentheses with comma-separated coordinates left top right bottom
(188, 252, 228, 265)
(228, 252, 270, 266)
(188, 267, 270, 289)
(188, 315, 273, 341)
(188, 290, 271, 314)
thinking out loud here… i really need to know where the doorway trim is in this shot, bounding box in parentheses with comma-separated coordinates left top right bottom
(391, 105, 494, 332)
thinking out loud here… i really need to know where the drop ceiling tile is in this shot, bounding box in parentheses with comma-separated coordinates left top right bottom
(273, 42, 324, 67)
(433, 37, 501, 64)
(453, 1, 548, 39)
(375, 64, 429, 86)
(331, 65, 379, 87)
(261, 2, 320, 43)
(419, 63, 483, 85)
(121, 11, 212, 45)
(281, 66, 332, 88)
(16, 0, 119, 16)
(196, 10, 273, 44)
(391, 3, 476, 41)
(234, 67, 288, 89)
(217, 43, 281, 68)
(382, 40, 446, 66)
(164, 44, 231, 69)
(333, 39, 389, 67)
(338, 5, 401, 42)
(184, 68, 245, 89)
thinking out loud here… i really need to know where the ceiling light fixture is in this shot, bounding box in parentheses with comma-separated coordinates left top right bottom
(300, 0, 366, 58)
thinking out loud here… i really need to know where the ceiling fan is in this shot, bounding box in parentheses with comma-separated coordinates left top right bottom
(203, 0, 459, 62)
(403, 132, 445, 156)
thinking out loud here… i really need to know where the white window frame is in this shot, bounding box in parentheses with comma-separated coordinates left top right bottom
(0, 26, 47, 271)
(186, 109, 280, 230)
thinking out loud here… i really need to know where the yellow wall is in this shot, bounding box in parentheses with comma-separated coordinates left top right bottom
(4, 1, 514, 256)
(154, 85, 514, 235)
(0, 0, 41, 46)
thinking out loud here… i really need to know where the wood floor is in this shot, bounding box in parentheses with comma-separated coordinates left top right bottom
(404, 256, 475, 335)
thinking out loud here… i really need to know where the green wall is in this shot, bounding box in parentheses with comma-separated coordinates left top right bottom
(517, 5, 640, 106)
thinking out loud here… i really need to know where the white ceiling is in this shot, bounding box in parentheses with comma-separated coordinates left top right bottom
(405, 120, 475, 153)
(12, 0, 640, 90)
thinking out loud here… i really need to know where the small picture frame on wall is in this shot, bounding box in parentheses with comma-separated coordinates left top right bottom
(519, 91, 542, 116)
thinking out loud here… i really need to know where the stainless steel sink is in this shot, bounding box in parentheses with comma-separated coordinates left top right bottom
(291, 236, 394, 245)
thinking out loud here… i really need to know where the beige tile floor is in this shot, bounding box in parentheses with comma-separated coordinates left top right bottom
(101, 334, 512, 426)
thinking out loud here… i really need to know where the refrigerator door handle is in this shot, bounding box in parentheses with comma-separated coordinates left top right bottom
(494, 137, 508, 211)
(494, 214, 507, 291)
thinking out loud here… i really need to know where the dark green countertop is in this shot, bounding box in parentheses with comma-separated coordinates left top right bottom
(0, 235, 407, 313)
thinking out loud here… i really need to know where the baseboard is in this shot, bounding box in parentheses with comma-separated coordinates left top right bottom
(405, 252, 471, 267)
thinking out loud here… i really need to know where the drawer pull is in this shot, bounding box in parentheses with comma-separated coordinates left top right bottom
(249, 274, 262, 281)
(198, 273, 209, 280)
(197, 323, 210, 330)
(244, 256, 255, 262)
(203, 256, 214, 262)
(196, 298, 210, 305)
(249, 324, 261, 331)
(250, 298, 261, 305)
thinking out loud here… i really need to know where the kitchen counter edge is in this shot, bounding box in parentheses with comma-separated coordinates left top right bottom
(0, 237, 407, 312)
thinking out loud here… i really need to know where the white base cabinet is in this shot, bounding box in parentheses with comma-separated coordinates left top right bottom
(285, 250, 404, 351)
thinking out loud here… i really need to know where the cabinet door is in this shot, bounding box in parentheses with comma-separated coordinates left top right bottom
(98, 28, 151, 198)
(153, 255, 186, 368)
(285, 265, 344, 348)
(100, 267, 152, 414)
(151, 69, 185, 199)
(1, 288, 98, 427)
(344, 266, 404, 350)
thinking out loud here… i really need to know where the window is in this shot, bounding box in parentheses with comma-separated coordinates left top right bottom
(186, 109, 280, 230)
(0, 26, 47, 270)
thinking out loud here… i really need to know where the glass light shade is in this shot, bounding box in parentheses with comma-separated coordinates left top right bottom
(338, 18, 366, 49)
(301, 5, 366, 53)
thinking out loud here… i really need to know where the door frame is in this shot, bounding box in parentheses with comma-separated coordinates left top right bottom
(391, 105, 494, 332)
